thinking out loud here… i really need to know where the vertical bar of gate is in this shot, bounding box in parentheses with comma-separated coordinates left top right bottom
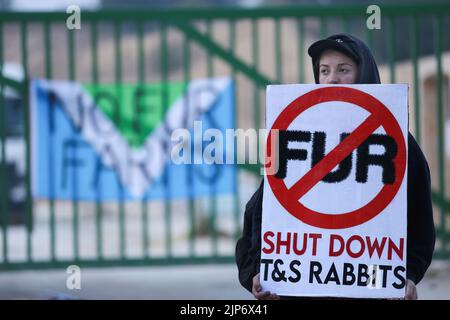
(229, 19, 240, 241)
(364, 25, 374, 52)
(252, 18, 260, 130)
(0, 21, 7, 265)
(114, 20, 126, 260)
(435, 15, 446, 250)
(411, 15, 421, 145)
(320, 16, 327, 39)
(251, 16, 261, 198)
(206, 20, 218, 257)
(387, 17, 396, 83)
(160, 21, 172, 258)
(274, 18, 282, 84)
(21, 21, 33, 263)
(297, 18, 305, 84)
(136, 20, 150, 260)
(44, 20, 56, 263)
(67, 21, 79, 262)
(91, 20, 103, 261)
(363, 5, 373, 50)
(183, 26, 196, 257)
(342, 18, 351, 35)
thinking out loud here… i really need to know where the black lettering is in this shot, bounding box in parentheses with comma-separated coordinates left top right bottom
(356, 133, 397, 184)
(312, 132, 352, 183)
(74, 92, 85, 132)
(368, 264, 378, 287)
(288, 260, 301, 283)
(379, 265, 392, 288)
(393, 266, 406, 289)
(61, 139, 85, 190)
(272, 259, 287, 282)
(47, 90, 58, 133)
(93, 144, 121, 190)
(94, 90, 120, 125)
(324, 262, 341, 285)
(343, 263, 356, 285)
(133, 86, 153, 135)
(309, 261, 322, 284)
(260, 259, 273, 281)
(89, 91, 118, 137)
(357, 264, 369, 286)
(276, 130, 311, 179)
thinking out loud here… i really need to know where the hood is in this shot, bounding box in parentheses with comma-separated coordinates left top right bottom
(308, 33, 381, 84)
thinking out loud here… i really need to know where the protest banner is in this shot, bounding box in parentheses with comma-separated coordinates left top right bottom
(31, 78, 236, 201)
(261, 84, 408, 298)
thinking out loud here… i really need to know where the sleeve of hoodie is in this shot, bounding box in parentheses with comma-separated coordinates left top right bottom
(235, 180, 263, 293)
(406, 134, 436, 284)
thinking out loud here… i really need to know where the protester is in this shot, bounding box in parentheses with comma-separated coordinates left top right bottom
(235, 33, 436, 300)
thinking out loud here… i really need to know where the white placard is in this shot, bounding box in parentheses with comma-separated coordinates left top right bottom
(261, 84, 408, 299)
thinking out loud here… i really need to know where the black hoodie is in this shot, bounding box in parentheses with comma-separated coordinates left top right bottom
(235, 33, 436, 293)
(309, 33, 381, 85)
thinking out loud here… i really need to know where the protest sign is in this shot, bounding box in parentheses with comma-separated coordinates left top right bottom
(261, 84, 408, 298)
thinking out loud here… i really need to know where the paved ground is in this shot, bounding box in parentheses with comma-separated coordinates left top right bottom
(0, 263, 252, 300)
(0, 260, 449, 300)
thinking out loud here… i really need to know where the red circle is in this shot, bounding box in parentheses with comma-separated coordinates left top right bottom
(266, 86, 407, 229)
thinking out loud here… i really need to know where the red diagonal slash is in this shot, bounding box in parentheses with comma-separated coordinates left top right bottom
(288, 111, 383, 201)
(266, 86, 407, 229)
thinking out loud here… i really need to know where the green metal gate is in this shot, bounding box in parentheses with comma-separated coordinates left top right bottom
(1, 3, 450, 271)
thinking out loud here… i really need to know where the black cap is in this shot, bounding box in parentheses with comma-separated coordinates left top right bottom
(308, 34, 360, 63)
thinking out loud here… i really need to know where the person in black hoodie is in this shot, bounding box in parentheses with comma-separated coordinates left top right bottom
(235, 33, 436, 300)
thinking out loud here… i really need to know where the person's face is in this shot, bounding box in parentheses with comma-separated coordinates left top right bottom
(318, 49, 358, 84)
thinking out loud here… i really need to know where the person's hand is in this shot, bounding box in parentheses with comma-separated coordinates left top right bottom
(252, 273, 280, 300)
(405, 279, 418, 300)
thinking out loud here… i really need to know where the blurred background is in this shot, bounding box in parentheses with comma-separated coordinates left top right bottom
(0, 0, 449, 299)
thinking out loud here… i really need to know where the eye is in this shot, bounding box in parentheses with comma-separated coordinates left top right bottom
(320, 69, 329, 75)
(339, 68, 349, 74)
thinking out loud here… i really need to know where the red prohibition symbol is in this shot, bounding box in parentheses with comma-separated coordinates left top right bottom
(266, 86, 407, 229)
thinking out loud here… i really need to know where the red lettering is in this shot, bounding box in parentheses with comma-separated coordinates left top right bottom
(309, 233, 322, 256)
(262, 231, 275, 254)
(262, 232, 323, 256)
(328, 235, 405, 259)
(346, 235, 365, 258)
(329, 234, 345, 257)
(292, 233, 307, 255)
(276, 232, 291, 254)
(365, 236, 387, 258)
(388, 238, 404, 260)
